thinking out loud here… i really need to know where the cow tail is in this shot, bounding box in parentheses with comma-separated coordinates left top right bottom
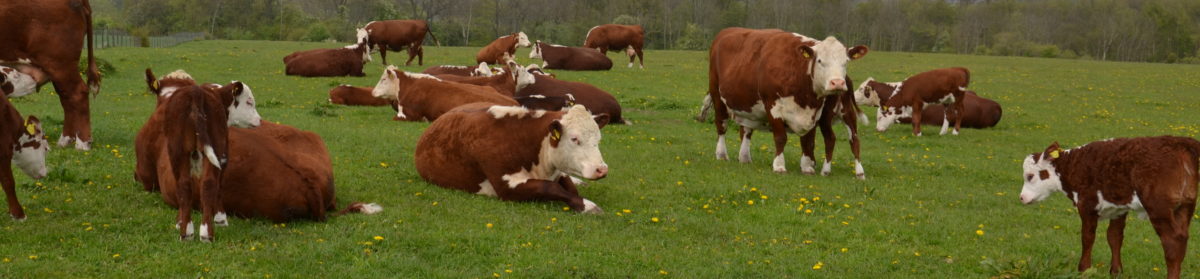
(191, 92, 220, 171)
(426, 23, 441, 47)
(84, 0, 101, 96)
(334, 202, 383, 216)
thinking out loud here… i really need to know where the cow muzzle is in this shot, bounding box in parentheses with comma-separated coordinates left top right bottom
(827, 79, 847, 92)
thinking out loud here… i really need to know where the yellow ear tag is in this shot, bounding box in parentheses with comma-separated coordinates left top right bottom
(25, 121, 36, 135)
(881, 105, 889, 111)
(151, 80, 159, 91)
(1049, 150, 1060, 159)
(802, 51, 811, 58)
(551, 130, 561, 141)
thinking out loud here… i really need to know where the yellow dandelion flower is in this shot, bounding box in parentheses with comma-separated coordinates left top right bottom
(43, 208, 53, 213)
(379, 162, 389, 168)
(812, 261, 823, 270)
(840, 248, 848, 253)
(747, 200, 754, 205)
(486, 223, 494, 229)
(760, 195, 768, 200)
(505, 269, 512, 273)
(676, 181, 683, 186)
(976, 230, 984, 236)
(659, 270, 668, 275)
(28, 255, 37, 260)
(622, 209, 632, 214)
(373, 236, 384, 241)
(651, 217, 660, 223)
(112, 254, 120, 258)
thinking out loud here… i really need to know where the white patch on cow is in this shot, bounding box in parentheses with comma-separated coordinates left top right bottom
(356, 28, 369, 45)
(738, 132, 753, 163)
(358, 203, 383, 214)
(395, 105, 407, 120)
(853, 160, 865, 179)
(772, 153, 787, 173)
(584, 26, 599, 45)
(628, 62, 634, 68)
(13, 133, 49, 179)
(875, 106, 912, 132)
(820, 161, 832, 176)
(474, 62, 493, 77)
(715, 134, 728, 160)
(203, 145, 221, 170)
(516, 32, 531, 48)
(226, 82, 262, 128)
(1, 67, 37, 97)
(514, 65, 536, 92)
(214, 212, 228, 226)
(56, 135, 74, 148)
(958, 86, 968, 92)
(404, 72, 441, 81)
(159, 86, 180, 99)
(768, 96, 821, 133)
(853, 78, 879, 106)
(529, 94, 546, 98)
(372, 67, 401, 99)
(477, 180, 498, 197)
(800, 155, 816, 174)
(856, 111, 869, 125)
(17, 58, 31, 64)
(165, 70, 193, 80)
(199, 223, 210, 240)
(529, 43, 542, 59)
(502, 169, 533, 189)
(1096, 192, 1147, 220)
(181, 221, 195, 239)
(939, 118, 950, 135)
(551, 43, 566, 48)
(1019, 154, 1064, 205)
(791, 33, 818, 43)
(845, 124, 855, 139)
(570, 176, 586, 186)
(729, 99, 769, 131)
(937, 94, 956, 105)
(581, 199, 602, 214)
(547, 105, 608, 180)
(189, 153, 203, 178)
(808, 37, 854, 95)
(487, 105, 547, 119)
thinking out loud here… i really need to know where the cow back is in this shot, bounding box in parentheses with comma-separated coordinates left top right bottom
(365, 20, 428, 50)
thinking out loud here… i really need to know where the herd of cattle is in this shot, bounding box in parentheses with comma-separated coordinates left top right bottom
(2, 1, 1199, 277)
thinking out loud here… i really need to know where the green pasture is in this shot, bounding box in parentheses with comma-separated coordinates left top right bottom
(2, 40, 1199, 277)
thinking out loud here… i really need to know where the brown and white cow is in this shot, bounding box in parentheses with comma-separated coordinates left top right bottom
(1, 0, 101, 150)
(855, 77, 1001, 128)
(415, 103, 610, 213)
(434, 67, 519, 97)
(529, 41, 613, 71)
(708, 28, 867, 173)
(476, 32, 531, 64)
(510, 62, 627, 124)
(284, 29, 371, 77)
(328, 85, 393, 106)
(0, 66, 38, 98)
(799, 76, 866, 180)
(372, 66, 517, 121)
(873, 68, 970, 136)
(421, 62, 495, 77)
(1019, 136, 1200, 279)
(583, 24, 645, 69)
(364, 20, 439, 66)
(1, 89, 50, 220)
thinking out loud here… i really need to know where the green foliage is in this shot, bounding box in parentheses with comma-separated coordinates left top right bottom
(673, 23, 710, 51)
(78, 57, 118, 77)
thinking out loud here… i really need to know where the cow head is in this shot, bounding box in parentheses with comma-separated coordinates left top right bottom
(799, 37, 868, 96)
(853, 77, 881, 107)
(1019, 142, 1065, 205)
(474, 62, 493, 77)
(214, 81, 262, 128)
(0, 66, 37, 97)
(356, 28, 369, 45)
(372, 66, 402, 99)
(13, 115, 49, 179)
(145, 69, 197, 101)
(529, 41, 544, 59)
(546, 105, 610, 180)
(516, 32, 531, 48)
(510, 62, 536, 92)
(873, 102, 911, 132)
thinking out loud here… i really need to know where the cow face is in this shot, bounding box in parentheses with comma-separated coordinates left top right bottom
(547, 105, 610, 180)
(853, 78, 881, 106)
(516, 32, 531, 48)
(510, 62, 536, 92)
(0, 66, 37, 97)
(874, 105, 911, 132)
(474, 62, 493, 77)
(13, 116, 49, 179)
(1019, 142, 1065, 205)
(800, 37, 868, 96)
(372, 66, 401, 99)
(219, 81, 262, 128)
(356, 28, 369, 45)
(529, 41, 543, 59)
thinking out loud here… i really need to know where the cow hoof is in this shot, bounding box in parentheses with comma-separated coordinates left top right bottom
(570, 176, 587, 186)
(214, 212, 229, 226)
(855, 173, 867, 180)
(820, 170, 830, 176)
(952, 130, 959, 136)
(200, 236, 213, 243)
(738, 155, 751, 163)
(581, 199, 603, 214)
(11, 215, 26, 221)
(939, 130, 948, 136)
(801, 170, 815, 175)
(716, 153, 728, 161)
(180, 234, 193, 241)
(773, 168, 787, 174)
(74, 140, 91, 151)
(915, 132, 923, 137)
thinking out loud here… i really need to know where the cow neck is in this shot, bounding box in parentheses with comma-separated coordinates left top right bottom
(871, 82, 897, 103)
(1, 99, 19, 146)
(1047, 149, 1082, 202)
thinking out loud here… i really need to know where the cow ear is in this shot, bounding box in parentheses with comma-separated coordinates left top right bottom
(144, 68, 159, 94)
(847, 45, 869, 60)
(229, 81, 246, 97)
(798, 45, 815, 60)
(592, 113, 610, 129)
(24, 115, 41, 135)
(548, 120, 564, 147)
(387, 69, 398, 80)
(1043, 141, 1062, 161)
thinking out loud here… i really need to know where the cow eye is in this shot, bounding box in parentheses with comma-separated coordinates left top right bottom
(1026, 174, 1033, 181)
(571, 137, 580, 145)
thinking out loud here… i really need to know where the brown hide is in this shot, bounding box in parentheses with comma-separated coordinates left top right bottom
(365, 20, 437, 66)
(385, 71, 517, 121)
(1, 96, 38, 219)
(880, 67, 970, 135)
(329, 85, 393, 106)
(157, 78, 231, 241)
(800, 76, 865, 179)
(535, 42, 613, 71)
(0, 0, 101, 148)
(904, 91, 1001, 128)
(422, 65, 484, 77)
(284, 45, 368, 77)
(435, 73, 517, 96)
(583, 24, 645, 68)
(516, 74, 625, 124)
(476, 33, 521, 64)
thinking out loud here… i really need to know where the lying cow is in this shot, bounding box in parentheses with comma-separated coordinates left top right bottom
(584, 24, 645, 69)
(1, 91, 49, 220)
(421, 62, 494, 77)
(1019, 136, 1200, 279)
(0, 66, 38, 97)
(476, 32, 531, 64)
(284, 29, 371, 77)
(855, 78, 1001, 128)
(435, 68, 518, 97)
(800, 76, 866, 180)
(511, 62, 627, 124)
(372, 66, 517, 121)
(415, 103, 610, 213)
(874, 67, 970, 136)
(328, 85, 393, 107)
(529, 41, 612, 71)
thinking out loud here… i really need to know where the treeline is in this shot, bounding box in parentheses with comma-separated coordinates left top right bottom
(94, 0, 1200, 63)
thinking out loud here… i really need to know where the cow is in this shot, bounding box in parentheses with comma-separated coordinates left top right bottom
(1, 90, 49, 220)
(0, 0, 101, 150)
(583, 24, 645, 69)
(873, 68, 970, 136)
(0, 66, 37, 98)
(141, 69, 261, 241)
(476, 32, 531, 64)
(529, 41, 613, 71)
(1019, 136, 1200, 279)
(372, 66, 517, 122)
(708, 28, 868, 173)
(284, 29, 371, 77)
(328, 85, 393, 107)
(422, 62, 495, 77)
(364, 19, 440, 66)
(855, 77, 1001, 128)
(414, 103, 610, 213)
(799, 76, 866, 180)
(510, 62, 627, 125)
(435, 72, 518, 97)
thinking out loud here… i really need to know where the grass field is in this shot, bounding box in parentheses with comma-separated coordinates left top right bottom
(2, 40, 1200, 278)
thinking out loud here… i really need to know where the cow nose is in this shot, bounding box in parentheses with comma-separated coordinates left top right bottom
(594, 166, 608, 179)
(829, 79, 846, 90)
(1019, 195, 1031, 205)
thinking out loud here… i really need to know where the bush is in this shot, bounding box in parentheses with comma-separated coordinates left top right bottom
(674, 23, 710, 50)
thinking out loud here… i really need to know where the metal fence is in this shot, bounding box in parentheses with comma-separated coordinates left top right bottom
(93, 29, 205, 49)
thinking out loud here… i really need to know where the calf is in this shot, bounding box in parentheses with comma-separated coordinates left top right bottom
(415, 103, 610, 213)
(511, 62, 627, 125)
(874, 68, 970, 136)
(529, 41, 613, 71)
(855, 78, 1001, 128)
(583, 24, 645, 69)
(372, 66, 517, 121)
(0, 66, 38, 97)
(328, 85, 393, 106)
(1, 95, 49, 220)
(1019, 136, 1200, 279)
(421, 62, 494, 77)
(476, 32, 530, 64)
(799, 76, 866, 180)
(284, 29, 371, 77)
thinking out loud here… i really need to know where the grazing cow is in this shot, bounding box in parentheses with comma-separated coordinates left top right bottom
(708, 28, 868, 173)
(142, 69, 261, 241)
(874, 68, 970, 136)
(855, 78, 1001, 128)
(0, 0, 101, 150)
(529, 41, 613, 71)
(364, 20, 439, 66)
(328, 85, 393, 107)
(583, 24, 645, 69)
(476, 32, 531, 64)
(372, 66, 517, 122)
(510, 62, 627, 124)
(414, 103, 610, 213)
(1, 95, 49, 220)
(284, 30, 371, 77)
(1019, 136, 1200, 279)
(799, 76, 866, 179)
(422, 62, 495, 77)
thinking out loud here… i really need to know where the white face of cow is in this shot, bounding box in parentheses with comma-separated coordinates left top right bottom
(548, 105, 610, 180)
(803, 37, 868, 96)
(474, 62, 493, 77)
(225, 81, 262, 128)
(853, 78, 880, 107)
(13, 116, 49, 179)
(510, 63, 536, 92)
(874, 105, 910, 132)
(1019, 151, 1064, 205)
(529, 41, 543, 59)
(372, 66, 401, 99)
(356, 28, 369, 45)
(516, 32, 531, 48)
(0, 66, 37, 97)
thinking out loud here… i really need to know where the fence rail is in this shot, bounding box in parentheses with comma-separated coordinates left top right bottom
(93, 29, 205, 49)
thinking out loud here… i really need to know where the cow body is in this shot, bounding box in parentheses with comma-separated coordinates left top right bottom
(529, 41, 613, 71)
(435, 71, 518, 97)
(583, 24, 645, 69)
(364, 20, 438, 66)
(511, 63, 626, 124)
(476, 32, 530, 64)
(372, 66, 517, 122)
(708, 28, 867, 173)
(414, 103, 609, 213)
(874, 68, 970, 136)
(422, 63, 493, 77)
(284, 39, 370, 77)
(800, 77, 866, 180)
(329, 85, 393, 106)
(855, 78, 1001, 128)
(1020, 137, 1200, 279)
(0, 0, 101, 150)
(1, 90, 49, 220)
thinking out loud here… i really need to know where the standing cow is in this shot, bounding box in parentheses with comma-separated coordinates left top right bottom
(529, 41, 613, 71)
(364, 20, 440, 66)
(873, 68, 970, 136)
(1, 93, 50, 220)
(584, 24, 645, 69)
(708, 28, 867, 173)
(799, 76, 866, 180)
(414, 103, 610, 213)
(476, 32, 531, 64)
(0, 0, 102, 150)
(1019, 137, 1200, 279)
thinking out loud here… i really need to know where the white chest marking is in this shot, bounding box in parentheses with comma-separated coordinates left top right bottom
(477, 180, 498, 197)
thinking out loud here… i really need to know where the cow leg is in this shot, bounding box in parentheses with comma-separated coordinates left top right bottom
(377, 44, 389, 65)
(819, 117, 837, 176)
(911, 102, 924, 136)
(404, 45, 419, 66)
(713, 95, 730, 161)
(939, 110, 951, 135)
(174, 173, 195, 241)
(636, 47, 645, 69)
(625, 46, 636, 68)
(769, 119, 789, 173)
(844, 121, 865, 180)
(416, 45, 425, 66)
(198, 171, 220, 242)
(492, 177, 597, 214)
(1106, 214, 1127, 275)
(953, 97, 965, 135)
(798, 129, 817, 175)
(1, 161, 27, 220)
(738, 127, 754, 163)
(696, 95, 712, 122)
(1147, 203, 1194, 279)
(50, 67, 92, 150)
(1077, 211, 1099, 272)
